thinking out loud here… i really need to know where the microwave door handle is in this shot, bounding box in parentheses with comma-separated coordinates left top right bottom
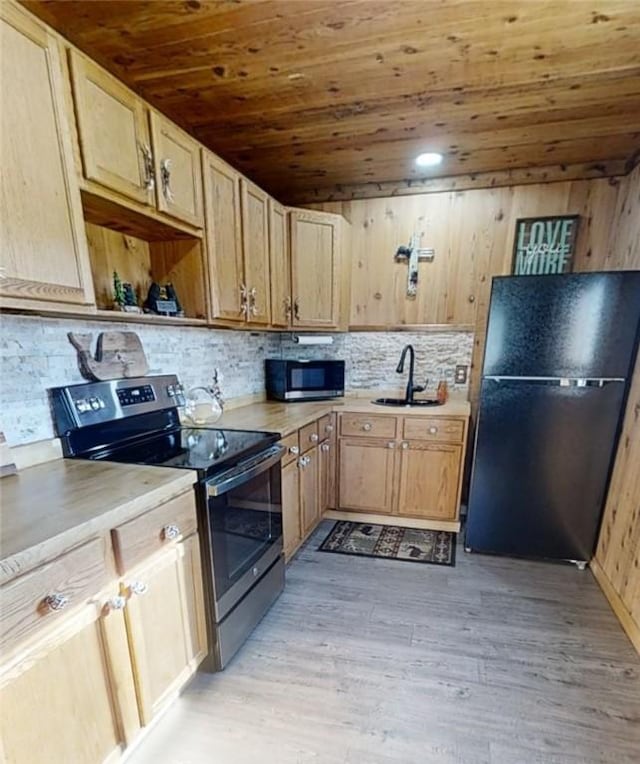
(207, 446, 284, 497)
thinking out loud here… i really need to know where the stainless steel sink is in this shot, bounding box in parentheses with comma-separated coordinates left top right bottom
(372, 397, 442, 407)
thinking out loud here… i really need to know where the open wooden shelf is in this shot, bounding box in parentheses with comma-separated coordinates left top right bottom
(85, 221, 209, 322)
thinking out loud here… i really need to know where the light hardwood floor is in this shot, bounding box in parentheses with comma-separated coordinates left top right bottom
(127, 521, 640, 764)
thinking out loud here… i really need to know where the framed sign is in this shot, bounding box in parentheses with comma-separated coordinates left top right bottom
(512, 215, 579, 275)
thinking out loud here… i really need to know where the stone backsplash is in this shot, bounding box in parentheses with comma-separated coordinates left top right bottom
(0, 315, 472, 446)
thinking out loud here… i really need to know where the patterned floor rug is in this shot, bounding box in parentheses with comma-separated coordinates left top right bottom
(319, 521, 456, 567)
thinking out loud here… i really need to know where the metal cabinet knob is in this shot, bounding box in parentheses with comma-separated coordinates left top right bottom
(310, 433, 319, 442)
(105, 595, 127, 612)
(321, 443, 330, 452)
(289, 445, 300, 455)
(362, 423, 372, 432)
(128, 580, 148, 596)
(43, 593, 69, 612)
(325, 424, 334, 433)
(428, 426, 438, 434)
(401, 442, 409, 450)
(163, 524, 181, 541)
(387, 442, 396, 449)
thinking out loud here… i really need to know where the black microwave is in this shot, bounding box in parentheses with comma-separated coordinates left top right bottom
(265, 359, 345, 402)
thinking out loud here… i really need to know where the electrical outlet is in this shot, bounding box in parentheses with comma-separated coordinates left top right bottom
(455, 365, 468, 385)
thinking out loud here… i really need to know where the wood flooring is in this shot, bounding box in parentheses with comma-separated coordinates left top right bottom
(127, 521, 640, 764)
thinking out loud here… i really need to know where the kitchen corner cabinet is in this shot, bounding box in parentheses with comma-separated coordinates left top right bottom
(269, 199, 291, 327)
(149, 112, 203, 228)
(0, 4, 95, 310)
(240, 179, 271, 325)
(69, 50, 153, 207)
(290, 208, 343, 329)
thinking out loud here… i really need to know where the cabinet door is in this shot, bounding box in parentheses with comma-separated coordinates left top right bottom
(300, 446, 320, 536)
(241, 179, 271, 325)
(69, 50, 153, 206)
(202, 151, 246, 322)
(0, 590, 138, 764)
(150, 112, 203, 227)
(338, 438, 396, 514)
(290, 209, 341, 328)
(269, 198, 291, 327)
(0, 5, 94, 307)
(282, 459, 301, 561)
(397, 442, 462, 519)
(319, 438, 337, 513)
(123, 535, 207, 726)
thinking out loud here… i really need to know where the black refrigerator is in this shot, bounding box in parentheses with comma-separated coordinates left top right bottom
(466, 272, 640, 565)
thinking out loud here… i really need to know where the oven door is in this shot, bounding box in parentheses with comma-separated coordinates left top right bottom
(286, 360, 344, 400)
(205, 446, 283, 621)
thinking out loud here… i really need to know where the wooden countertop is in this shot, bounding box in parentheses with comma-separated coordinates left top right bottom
(0, 459, 195, 584)
(217, 394, 470, 437)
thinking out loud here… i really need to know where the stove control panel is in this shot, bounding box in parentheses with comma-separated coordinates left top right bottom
(117, 385, 156, 407)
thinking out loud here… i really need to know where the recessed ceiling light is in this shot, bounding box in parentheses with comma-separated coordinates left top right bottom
(415, 152, 443, 167)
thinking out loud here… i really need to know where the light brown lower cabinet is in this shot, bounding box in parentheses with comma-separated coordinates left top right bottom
(300, 445, 320, 536)
(338, 438, 396, 513)
(0, 584, 138, 764)
(0, 505, 207, 763)
(397, 441, 462, 520)
(282, 458, 302, 560)
(122, 534, 207, 726)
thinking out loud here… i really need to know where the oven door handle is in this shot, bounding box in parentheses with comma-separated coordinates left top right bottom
(206, 446, 284, 497)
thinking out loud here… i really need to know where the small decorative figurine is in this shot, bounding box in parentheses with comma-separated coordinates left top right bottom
(143, 282, 184, 317)
(113, 271, 126, 309)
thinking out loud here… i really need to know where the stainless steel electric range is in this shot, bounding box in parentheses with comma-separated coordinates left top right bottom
(49, 374, 285, 671)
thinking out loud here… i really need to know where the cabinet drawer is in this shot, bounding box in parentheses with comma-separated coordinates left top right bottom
(340, 413, 397, 439)
(403, 417, 464, 443)
(318, 414, 335, 439)
(112, 491, 197, 574)
(299, 421, 320, 452)
(280, 431, 301, 466)
(0, 536, 110, 651)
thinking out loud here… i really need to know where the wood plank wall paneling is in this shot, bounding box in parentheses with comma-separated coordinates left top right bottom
(594, 164, 640, 647)
(316, 166, 640, 651)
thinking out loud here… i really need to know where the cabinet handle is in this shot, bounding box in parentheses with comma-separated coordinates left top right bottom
(163, 523, 181, 541)
(248, 286, 259, 316)
(288, 445, 300, 455)
(310, 433, 319, 443)
(293, 298, 300, 321)
(325, 424, 334, 433)
(239, 283, 248, 316)
(284, 296, 292, 320)
(43, 593, 69, 612)
(387, 442, 396, 449)
(298, 456, 310, 467)
(127, 580, 148, 597)
(428, 426, 438, 434)
(104, 595, 127, 612)
(401, 442, 409, 450)
(362, 423, 372, 432)
(321, 443, 330, 452)
(160, 157, 174, 202)
(139, 142, 155, 191)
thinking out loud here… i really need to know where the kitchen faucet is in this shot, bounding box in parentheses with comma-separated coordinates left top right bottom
(396, 344, 426, 404)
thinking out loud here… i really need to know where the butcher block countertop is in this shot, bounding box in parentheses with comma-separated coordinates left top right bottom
(0, 459, 195, 584)
(217, 393, 471, 437)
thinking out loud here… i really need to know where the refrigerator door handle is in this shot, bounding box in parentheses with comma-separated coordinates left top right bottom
(485, 376, 625, 387)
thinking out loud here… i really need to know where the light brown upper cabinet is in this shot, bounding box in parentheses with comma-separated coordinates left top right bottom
(68, 50, 153, 207)
(0, 3, 94, 309)
(202, 151, 246, 321)
(290, 209, 343, 329)
(240, 179, 271, 326)
(269, 199, 291, 327)
(150, 112, 203, 228)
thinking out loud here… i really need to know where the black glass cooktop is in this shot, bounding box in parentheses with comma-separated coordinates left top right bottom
(90, 427, 279, 478)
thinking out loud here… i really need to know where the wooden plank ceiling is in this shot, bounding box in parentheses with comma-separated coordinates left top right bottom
(23, 0, 640, 204)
